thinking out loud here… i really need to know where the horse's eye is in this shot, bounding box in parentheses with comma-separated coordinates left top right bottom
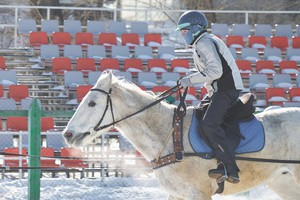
(88, 101, 96, 107)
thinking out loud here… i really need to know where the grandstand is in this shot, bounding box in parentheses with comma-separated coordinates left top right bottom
(0, 3, 300, 189)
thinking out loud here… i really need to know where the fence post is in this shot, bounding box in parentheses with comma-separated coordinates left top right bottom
(28, 99, 41, 200)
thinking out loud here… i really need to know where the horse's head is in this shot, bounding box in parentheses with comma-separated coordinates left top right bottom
(62, 71, 118, 147)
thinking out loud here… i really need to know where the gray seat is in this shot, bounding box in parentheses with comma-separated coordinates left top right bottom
(111, 46, 131, 60)
(40, 44, 60, 60)
(275, 24, 294, 38)
(241, 48, 260, 64)
(41, 19, 59, 35)
(114, 71, 132, 82)
(20, 98, 42, 110)
(0, 70, 17, 87)
(109, 21, 127, 36)
(249, 73, 270, 92)
(134, 46, 153, 60)
(232, 23, 251, 38)
(131, 21, 149, 36)
(64, 71, 84, 88)
(211, 23, 229, 38)
(137, 72, 158, 89)
(0, 134, 14, 151)
(161, 72, 180, 87)
(0, 98, 17, 110)
(283, 101, 300, 107)
(63, 20, 82, 35)
(18, 19, 36, 35)
(286, 48, 300, 63)
(87, 20, 106, 36)
(272, 74, 293, 89)
(157, 46, 175, 60)
(63, 45, 83, 60)
(46, 134, 67, 151)
(86, 45, 106, 60)
(254, 24, 273, 38)
(88, 71, 103, 85)
(229, 47, 238, 59)
(263, 47, 282, 64)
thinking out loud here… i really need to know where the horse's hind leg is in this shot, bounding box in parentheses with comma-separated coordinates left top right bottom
(267, 171, 300, 200)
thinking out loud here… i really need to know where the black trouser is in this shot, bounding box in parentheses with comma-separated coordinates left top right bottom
(200, 89, 240, 173)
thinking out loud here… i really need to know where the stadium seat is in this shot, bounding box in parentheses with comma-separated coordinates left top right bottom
(161, 72, 180, 87)
(274, 24, 294, 38)
(123, 58, 143, 75)
(98, 32, 117, 47)
(170, 58, 190, 75)
(52, 32, 72, 49)
(0, 70, 17, 88)
(64, 71, 85, 88)
(20, 98, 41, 110)
(286, 48, 300, 63)
(63, 20, 82, 35)
(211, 23, 229, 39)
(147, 59, 167, 75)
(272, 74, 293, 90)
(40, 44, 60, 60)
(0, 98, 17, 110)
(254, 24, 273, 38)
(86, 45, 106, 60)
(87, 20, 105, 36)
(265, 87, 289, 106)
(151, 85, 171, 94)
(297, 75, 300, 87)
(109, 21, 127, 36)
(263, 47, 282, 64)
(235, 60, 253, 78)
(255, 60, 276, 77)
(144, 33, 162, 47)
(0, 56, 7, 70)
(0, 85, 3, 97)
(18, 19, 36, 46)
(40, 147, 60, 168)
(248, 35, 267, 49)
(226, 35, 244, 49)
(131, 21, 149, 36)
(88, 71, 102, 85)
(241, 48, 260, 64)
(52, 57, 72, 75)
(137, 72, 158, 89)
(76, 57, 96, 76)
(249, 73, 270, 92)
(63, 45, 83, 60)
(292, 36, 300, 48)
(121, 33, 140, 47)
(8, 84, 29, 102)
(229, 47, 238, 59)
(76, 85, 93, 102)
(279, 60, 299, 78)
(283, 101, 300, 107)
(114, 71, 132, 81)
(60, 147, 88, 168)
(134, 46, 153, 60)
(41, 19, 59, 35)
(46, 134, 67, 151)
(111, 46, 131, 60)
(75, 32, 94, 48)
(270, 36, 289, 52)
(0, 134, 14, 151)
(157, 46, 175, 60)
(29, 31, 48, 49)
(289, 87, 300, 102)
(7, 116, 28, 131)
(41, 117, 55, 132)
(4, 147, 28, 167)
(99, 58, 120, 71)
(232, 23, 251, 38)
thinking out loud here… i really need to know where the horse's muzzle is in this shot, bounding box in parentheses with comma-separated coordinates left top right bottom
(63, 131, 74, 140)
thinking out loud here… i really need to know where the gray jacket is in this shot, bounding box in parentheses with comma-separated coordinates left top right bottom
(189, 32, 244, 97)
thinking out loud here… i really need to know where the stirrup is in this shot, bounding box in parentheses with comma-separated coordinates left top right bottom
(208, 162, 228, 183)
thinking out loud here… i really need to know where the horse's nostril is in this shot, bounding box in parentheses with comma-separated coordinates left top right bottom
(64, 131, 73, 139)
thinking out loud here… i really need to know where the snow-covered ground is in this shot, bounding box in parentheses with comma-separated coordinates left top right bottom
(0, 174, 282, 200)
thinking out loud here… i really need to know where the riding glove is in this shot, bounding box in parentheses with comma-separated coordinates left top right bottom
(180, 76, 192, 88)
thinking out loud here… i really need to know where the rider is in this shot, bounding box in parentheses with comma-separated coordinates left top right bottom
(177, 11, 244, 184)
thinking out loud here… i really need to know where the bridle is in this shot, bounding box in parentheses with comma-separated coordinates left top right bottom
(90, 85, 180, 132)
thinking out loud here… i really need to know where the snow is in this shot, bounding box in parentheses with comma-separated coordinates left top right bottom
(0, 173, 282, 200)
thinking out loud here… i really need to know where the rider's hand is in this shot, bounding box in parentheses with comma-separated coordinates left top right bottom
(180, 76, 192, 88)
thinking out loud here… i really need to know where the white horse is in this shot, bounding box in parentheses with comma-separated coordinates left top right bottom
(63, 71, 300, 200)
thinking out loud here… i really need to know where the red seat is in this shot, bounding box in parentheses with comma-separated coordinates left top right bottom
(0, 85, 3, 98)
(52, 57, 72, 75)
(0, 56, 7, 70)
(75, 32, 94, 47)
(76, 85, 93, 102)
(235, 60, 253, 78)
(144, 33, 162, 47)
(99, 58, 120, 71)
(121, 33, 140, 47)
(60, 147, 88, 168)
(270, 36, 289, 52)
(4, 147, 28, 167)
(151, 86, 171, 94)
(123, 58, 143, 75)
(8, 84, 29, 102)
(7, 116, 28, 131)
(255, 60, 276, 77)
(40, 147, 60, 167)
(98, 33, 117, 47)
(266, 87, 288, 106)
(226, 35, 244, 49)
(200, 87, 208, 99)
(279, 60, 299, 78)
(292, 36, 300, 49)
(170, 59, 190, 75)
(289, 87, 300, 102)
(248, 35, 267, 49)
(41, 117, 55, 132)
(76, 57, 96, 76)
(52, 32, 72, 49)
(29, 31, 48, 49)
(147, 59, 167, 75)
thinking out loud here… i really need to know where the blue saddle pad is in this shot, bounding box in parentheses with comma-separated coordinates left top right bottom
(189, 111, 265, 155)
